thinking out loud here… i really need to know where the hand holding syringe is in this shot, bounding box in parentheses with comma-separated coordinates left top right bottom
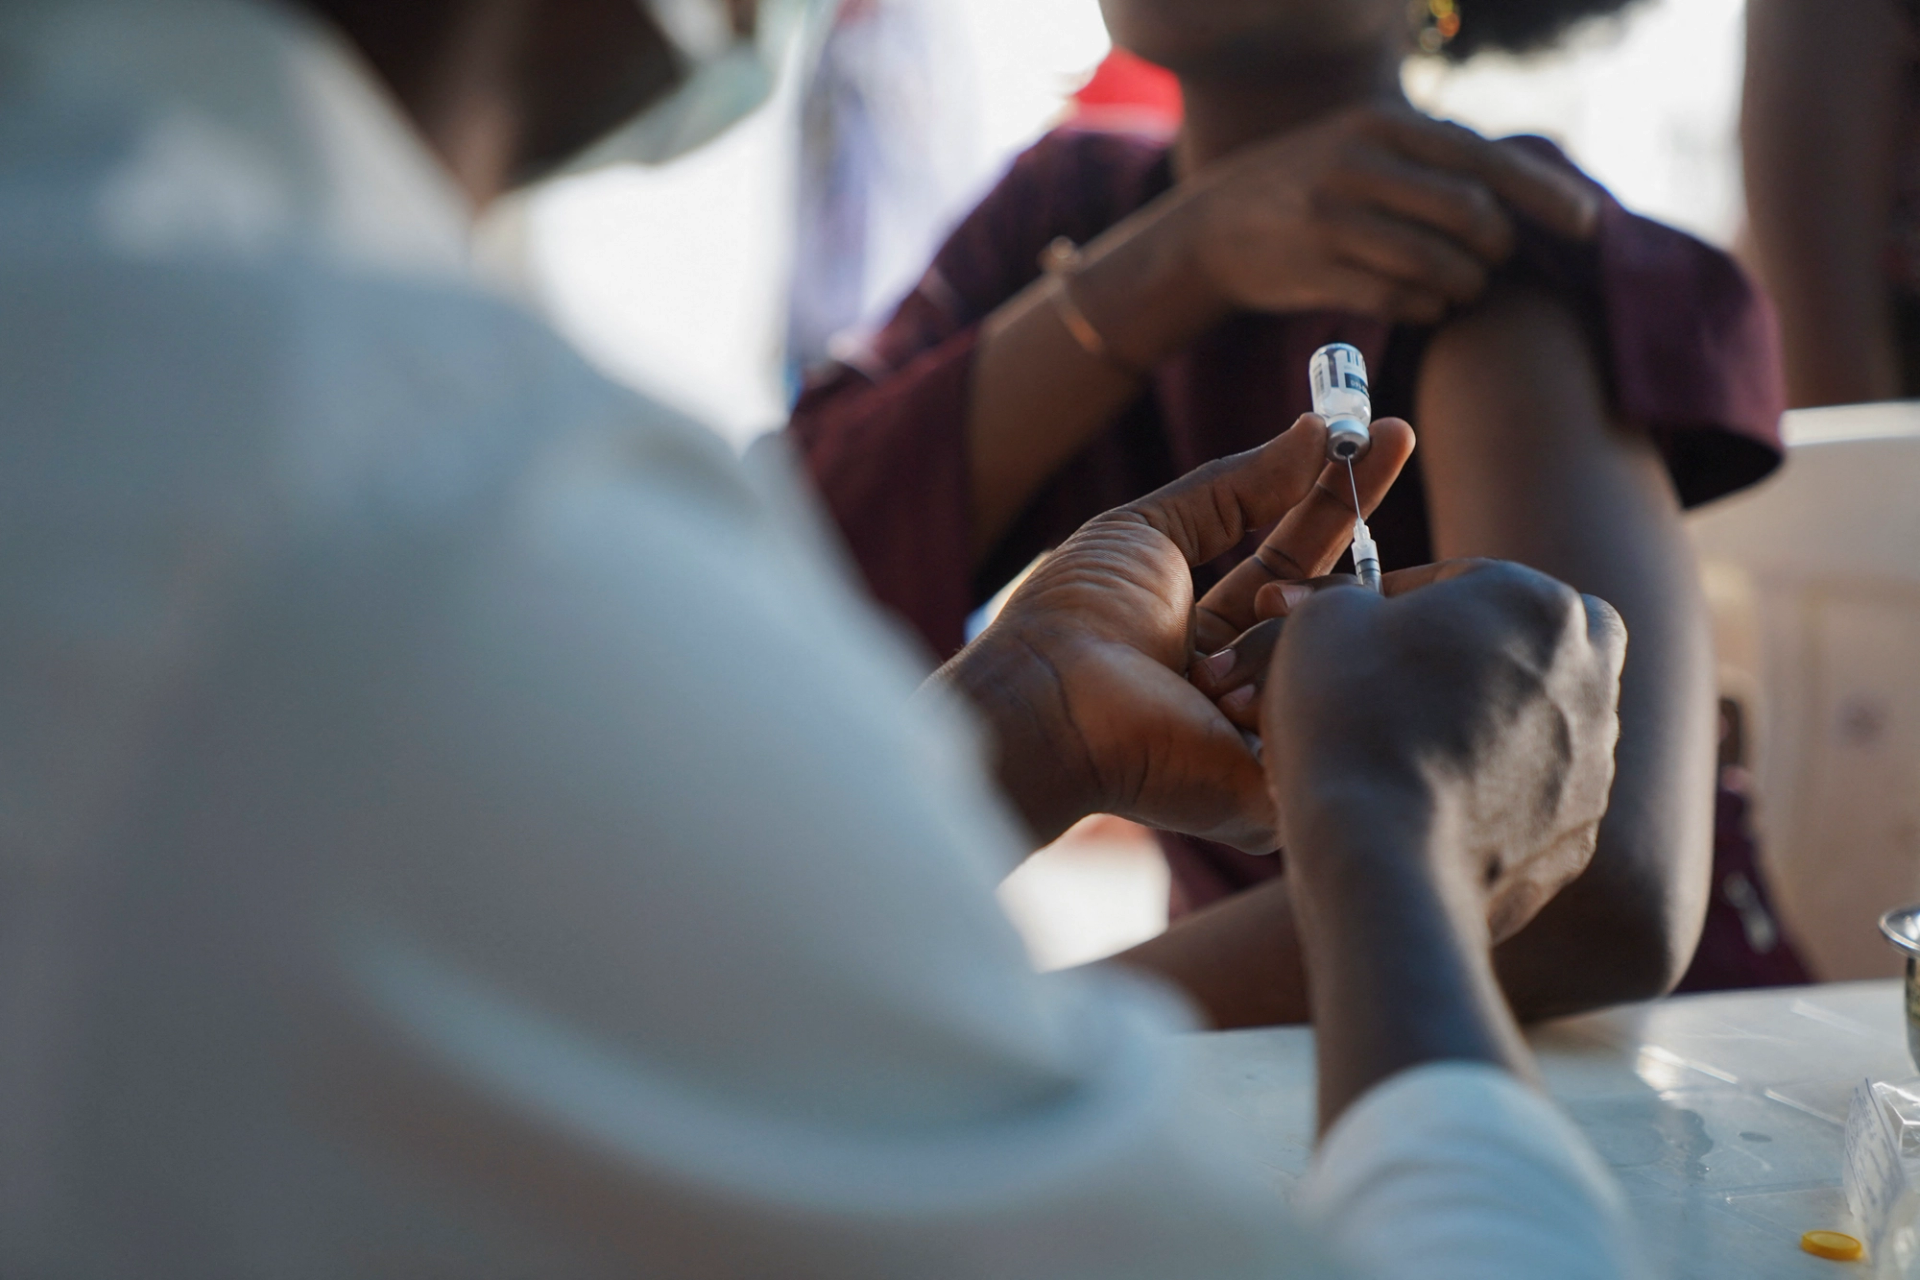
(1186, 346, 1414, 736)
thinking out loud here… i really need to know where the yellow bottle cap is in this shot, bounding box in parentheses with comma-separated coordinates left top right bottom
(1801, 1230, 1864, 1262)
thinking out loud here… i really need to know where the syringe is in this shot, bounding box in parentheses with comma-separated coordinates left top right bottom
(1343, 453, 1383, 594)
(1311, 343, 1384, 593)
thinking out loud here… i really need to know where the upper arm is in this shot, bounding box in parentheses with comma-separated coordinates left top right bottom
(1416, 285, 1717, 1010)
(1415, 283, 1682, 565)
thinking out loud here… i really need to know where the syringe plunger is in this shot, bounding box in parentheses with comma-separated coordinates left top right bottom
(1351, 517, 1382, 593)
(1310, 343, 1373, 463)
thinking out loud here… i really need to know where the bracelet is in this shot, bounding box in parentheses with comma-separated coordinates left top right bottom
(1040, 237, 1145, 378)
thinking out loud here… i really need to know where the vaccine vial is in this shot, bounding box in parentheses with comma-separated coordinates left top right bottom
(1310, 343, 1372, 462)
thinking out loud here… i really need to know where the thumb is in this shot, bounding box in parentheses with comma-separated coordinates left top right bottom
(1120, 416, 1331, 567)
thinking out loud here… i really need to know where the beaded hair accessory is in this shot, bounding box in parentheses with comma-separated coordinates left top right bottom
(1414, 0, 1461, 53)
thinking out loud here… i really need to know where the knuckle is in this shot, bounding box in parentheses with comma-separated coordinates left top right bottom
(1474, 559, 1574, 616)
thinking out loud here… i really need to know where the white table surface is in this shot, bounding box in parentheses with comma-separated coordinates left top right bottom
(1183, 980, 1914, 1278)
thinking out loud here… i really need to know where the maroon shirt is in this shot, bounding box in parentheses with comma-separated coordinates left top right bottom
(789, 126, 1789, 940)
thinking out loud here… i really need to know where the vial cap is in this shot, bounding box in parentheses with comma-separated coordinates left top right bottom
(1800, 1230, 1864, 1262)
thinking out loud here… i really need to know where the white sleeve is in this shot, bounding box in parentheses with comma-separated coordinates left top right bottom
(1300, 1063, 1642, 1280)
(170, 405, 1345, 1279)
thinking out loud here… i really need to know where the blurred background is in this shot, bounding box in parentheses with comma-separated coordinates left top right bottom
(491, 0, 1746, 449)
(481, 0, 1772, 971)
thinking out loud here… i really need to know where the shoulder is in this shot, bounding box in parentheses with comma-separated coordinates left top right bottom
(1001, 126, 1175, 238)
(1474, 137, 1787, 504)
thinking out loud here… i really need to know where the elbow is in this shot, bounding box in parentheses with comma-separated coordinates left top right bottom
(1501, 827, 1712, 1021)
(1593, 887, 1701, 1008)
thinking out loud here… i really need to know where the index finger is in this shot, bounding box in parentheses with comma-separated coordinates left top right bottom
(1375, 114, 1600, 242)
(1247, 557, 1492, 621)
(1192, 418, 1415, 653)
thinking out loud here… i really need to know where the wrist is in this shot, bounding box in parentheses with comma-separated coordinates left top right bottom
(932, 629, 1102, 847)
(1283, 782, 1489, 946)
(1071, 193, 1232, 368)
(1282, 801, 1526, 1130)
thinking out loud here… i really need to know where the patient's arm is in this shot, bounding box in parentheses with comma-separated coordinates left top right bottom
(1417, 282, 1715, 1014)
(1122, 284, 1711, 1026)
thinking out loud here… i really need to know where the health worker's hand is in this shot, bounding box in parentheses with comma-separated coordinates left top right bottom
(934, 413, 1412, 853)
(1170, 106, 1600, 326)
(1267, 561, 1627, 945)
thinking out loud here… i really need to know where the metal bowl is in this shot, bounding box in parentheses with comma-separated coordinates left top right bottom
(1879, 904, 1920, 1071)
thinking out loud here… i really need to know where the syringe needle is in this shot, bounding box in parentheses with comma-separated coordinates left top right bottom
(1310, 345, 1380, 591)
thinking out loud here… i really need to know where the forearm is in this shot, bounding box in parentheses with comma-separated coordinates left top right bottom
(968, 194, 1227, 557)
(1112, 877, 1311, 1029)
(1742, 0, 1911, 407)
(1121, 798, 1532, 1125)
(1419, 286, 1715, 1014)
(1464, 450, 1713, 1010)
(1493, 544, 1713, 1014)
(1287, 792, 1533, 1134)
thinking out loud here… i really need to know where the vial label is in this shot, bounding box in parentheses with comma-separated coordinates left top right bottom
(1313, 345, 1374, 426)
(1310, 343, 1372, 427)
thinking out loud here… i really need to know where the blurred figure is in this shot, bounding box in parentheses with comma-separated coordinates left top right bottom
(0, 0, 1640, 1274)
(791, 0, 1789, 1022)
(1744, 0, 1920, 407)
(787, 0, 981, 375)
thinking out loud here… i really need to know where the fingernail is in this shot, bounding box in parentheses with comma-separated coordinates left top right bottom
(1199, 648, 1236, 684)
(1223, 684, 1256, 713)
(1278, 583, 1314, 611)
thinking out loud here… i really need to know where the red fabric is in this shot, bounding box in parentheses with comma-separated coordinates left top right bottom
(787, 127, 1792, 985)
(1675, 778, 1814, 992)
(1068, 49, 1183, 135)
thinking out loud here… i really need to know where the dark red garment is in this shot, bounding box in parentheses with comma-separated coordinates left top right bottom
(788, 125, 1795, 986)
(1675, 775, 1814, 991)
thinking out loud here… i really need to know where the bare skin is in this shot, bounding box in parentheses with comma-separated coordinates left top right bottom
(951, 0, 1711, 1021)
(1173, 285, 1714, 1025)
(936, 414, 1413, 852)
(1742, 0, 1919, 408)
(1266, 560, 1624, 1127)
(964, 1, 1599, 559)
(317, 0, 1709, 1025)
(942, 434, 1626, 1125)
